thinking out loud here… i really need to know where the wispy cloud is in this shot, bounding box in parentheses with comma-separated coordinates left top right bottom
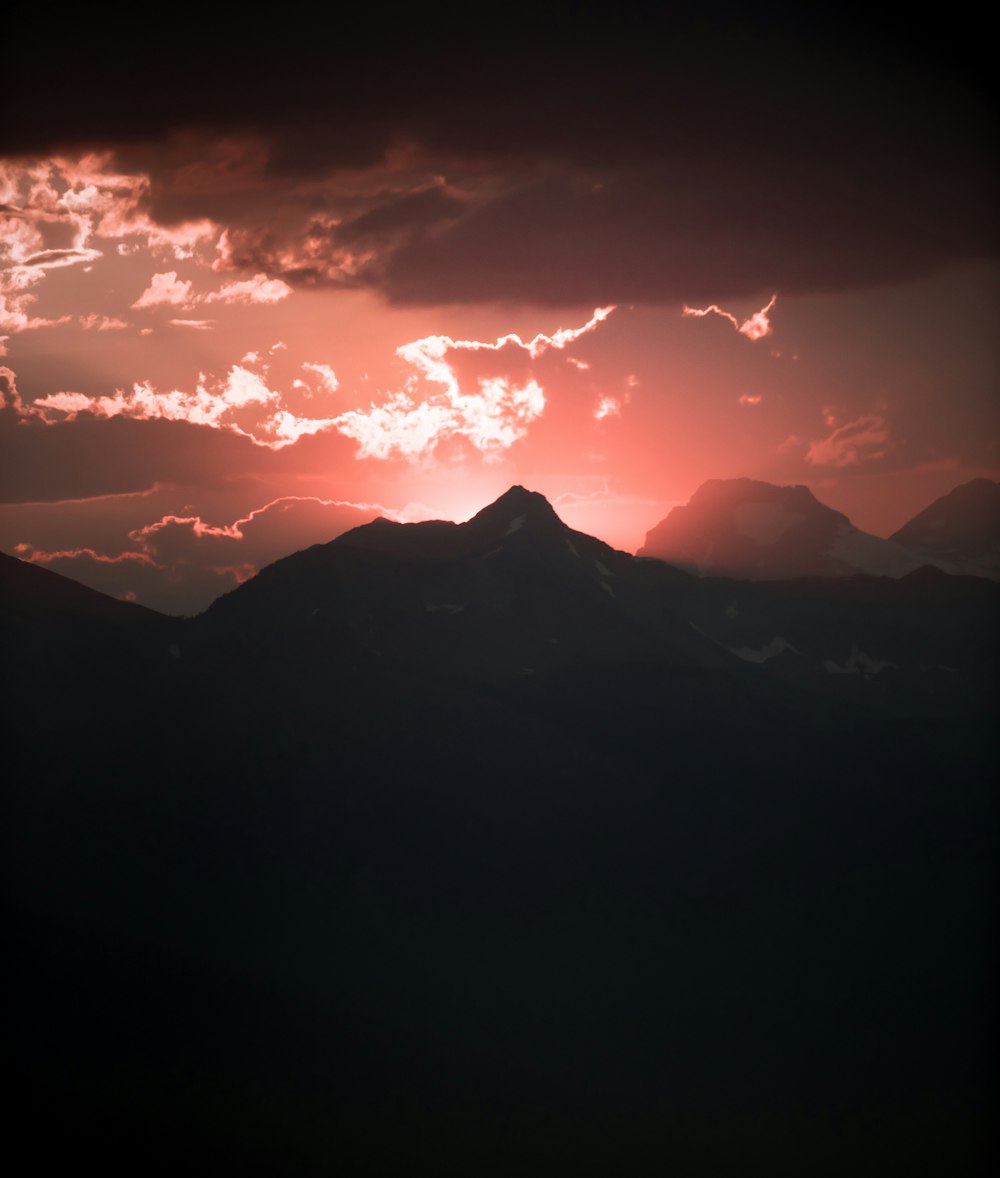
(335, 306, 615, 459)
(79, 313, 129, 331)
(12, 308, 615, 457)
(805, 412, 893, 467)
(683, 293, 777, 340)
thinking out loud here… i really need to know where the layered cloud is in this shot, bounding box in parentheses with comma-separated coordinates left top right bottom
(5, 8, 994, 311)
(133, 271, 195, 308)
(13, 308, 614, 456)
(805, 413, 894, 468)
(24, 363, 339, 448)
(335, 307, 614, 459)
(683, 295, 777, 340)
(10, 494, 398, 614)
(132, 269, 291, 311)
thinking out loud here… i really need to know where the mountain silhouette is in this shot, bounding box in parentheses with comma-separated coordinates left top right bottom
(5, 487, 997, 1176)
(890, 477, 1000, 577)
(639, 478, 927, 578)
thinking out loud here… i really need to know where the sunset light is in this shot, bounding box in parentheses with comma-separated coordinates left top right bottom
(5, 9, 996, 1174)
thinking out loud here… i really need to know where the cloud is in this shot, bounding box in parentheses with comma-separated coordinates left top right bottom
(13, 542, 157, 567)
(15, 357, 345, 449)
(805, 413, 893, 467)
(3, 12, 993, 310)
(132, 268, 290, 315)
(168, 318, 216, 330)
(1, 156, 217, 268)
(594, 396, 620, 420)
(301, 362, 339, 393)
(0, 364, 25, 411)
(0, 292, 71, 333)
(8, 306, 614, 459)
(17, 247, 103, 271)
(132, 270, 196, 308)
(10, 494, 396, 614)
(25, 364, 287, 441)
(79, 313, 128, 330)
(204, 272, 292, 304)
(683, 294, 777, 340)
(738, 394, 763, 406)
(334, 306, 614, 459)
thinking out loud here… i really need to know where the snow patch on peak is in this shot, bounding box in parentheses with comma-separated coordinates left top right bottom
(823, 644, 895, 674)
(730, 636, 799, 663)
(595, 560, 615, 577)
(505, 514, 526, 536)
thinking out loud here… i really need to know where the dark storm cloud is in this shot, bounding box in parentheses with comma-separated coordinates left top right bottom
(332, 186, 464, 246)
(0, 410, 263, 503)
(379, 157, 994, 305)
(20, 248, 102, 270)
(4, 8, 995, 304)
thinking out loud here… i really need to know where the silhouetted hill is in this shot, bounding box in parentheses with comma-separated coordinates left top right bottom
(6, 492, 997, 1177)
(1, 548, 167, 624)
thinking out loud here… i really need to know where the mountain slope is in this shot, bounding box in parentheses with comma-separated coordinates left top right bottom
(7, 490, 997, 1177)
(890, 477, 1000, 577)
(200, 484, 731, 679)
(638, 478, 926, 579)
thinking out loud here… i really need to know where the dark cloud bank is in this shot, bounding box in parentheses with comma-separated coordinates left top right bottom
(6, 9, 995, 306)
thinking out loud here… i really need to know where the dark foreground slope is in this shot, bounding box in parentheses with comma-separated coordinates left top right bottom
(6, 493, 998, 1176)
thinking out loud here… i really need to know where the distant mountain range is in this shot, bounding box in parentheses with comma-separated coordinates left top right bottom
(5, 485, 997, 1176)
(639, 477, 1000, 580)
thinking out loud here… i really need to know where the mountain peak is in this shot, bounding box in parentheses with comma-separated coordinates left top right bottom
(889, 478, 1000, 577)
(686, 478, 847, 521)
(638, 477, 920, 579)
(467, 485, 563, 528)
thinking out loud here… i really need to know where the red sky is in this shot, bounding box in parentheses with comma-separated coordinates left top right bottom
(2, 10, 996, 613)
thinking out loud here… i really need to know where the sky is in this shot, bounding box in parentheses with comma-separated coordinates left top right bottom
(2, 9, 996, 614)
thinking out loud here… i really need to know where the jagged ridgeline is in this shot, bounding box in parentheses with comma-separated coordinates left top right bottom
(5, 487, 998, 1177)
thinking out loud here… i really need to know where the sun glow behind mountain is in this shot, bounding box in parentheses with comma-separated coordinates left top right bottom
(1, 13, 995, 615)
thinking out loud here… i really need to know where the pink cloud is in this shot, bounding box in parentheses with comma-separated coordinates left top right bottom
(1, 156, 216, 266)
(738, 394, 763, 406)
(335, 306, 615, 460)
(132, 270, 196, 308)
(13, 542, 157, 567)
(0, 291, 72, 333)
(16, 247, 103, 272)
(1, 364, 26, 410)
(301, 362, 339, 393)
(79, 313, 128, 331)
(19, 360, 343, 449)
(805, 413, 893, 467)
(7, 494, 396, 614)
(204, 272, 292, 304)
(683, 293, 777, 340)
(10, 308, 614, 459)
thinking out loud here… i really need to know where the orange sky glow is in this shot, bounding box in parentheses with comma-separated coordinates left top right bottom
(1, 15, 995, 614)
